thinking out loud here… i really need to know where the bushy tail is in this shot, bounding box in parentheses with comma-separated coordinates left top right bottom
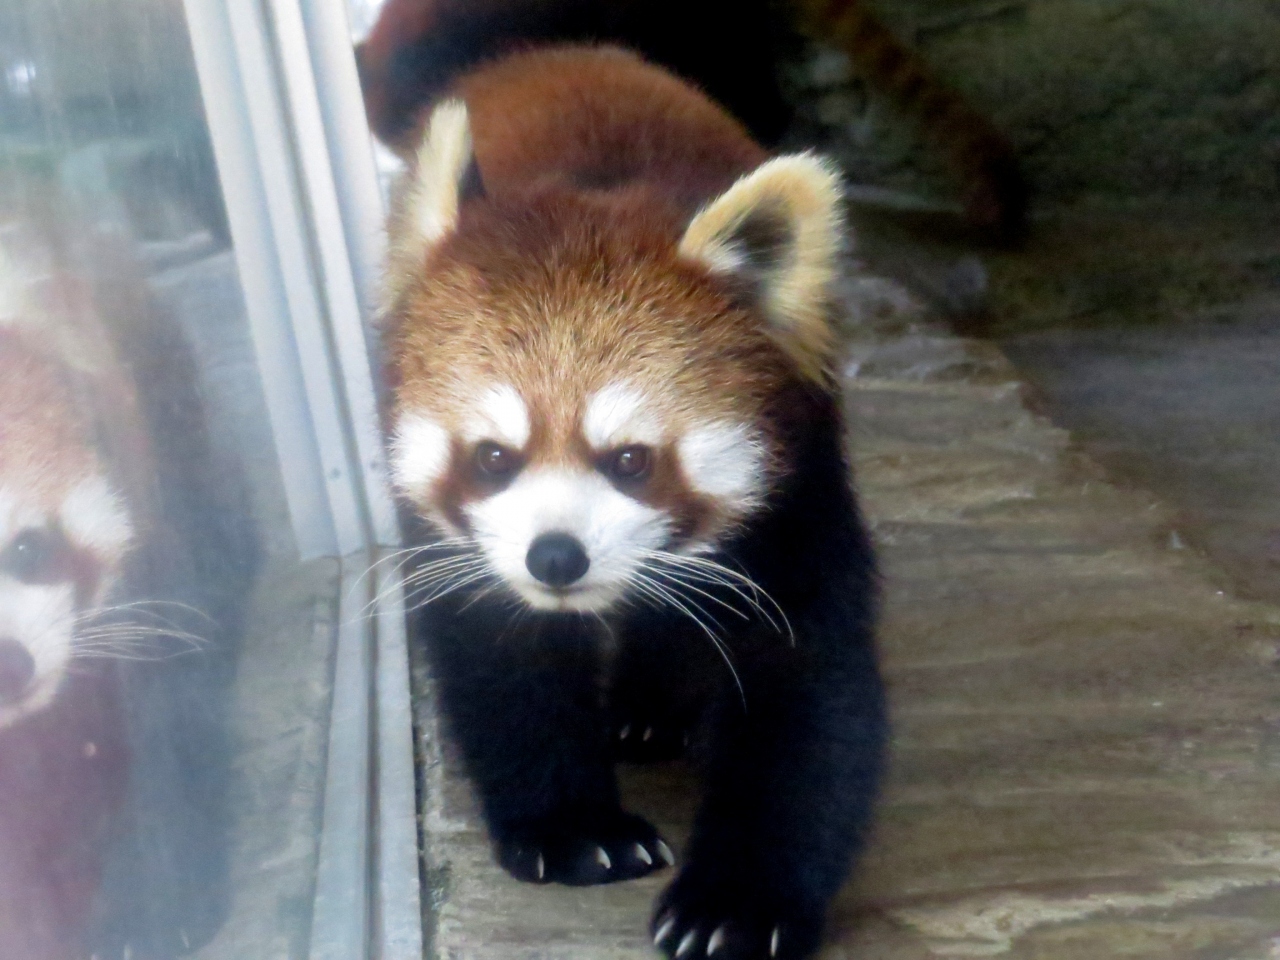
(803, 0, 1027, 242)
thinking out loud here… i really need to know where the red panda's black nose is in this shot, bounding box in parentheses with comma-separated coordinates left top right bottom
(526, 533, 590, 588)
(0, 640, 36, 702)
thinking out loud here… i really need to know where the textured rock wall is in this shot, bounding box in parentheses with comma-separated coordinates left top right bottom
(788, 0, 1280, 206)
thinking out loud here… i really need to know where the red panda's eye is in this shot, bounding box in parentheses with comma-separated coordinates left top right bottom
(0, 528, 68, 585)
(609, 445, 652, 481)
(474, 442, 520, 478)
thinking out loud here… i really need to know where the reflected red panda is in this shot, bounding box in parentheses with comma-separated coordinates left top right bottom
(0, 250, 134, 959)
(383, 46, 885, 960)
(0, 262, 135, 730)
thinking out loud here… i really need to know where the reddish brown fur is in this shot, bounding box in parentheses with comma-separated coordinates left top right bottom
(0, 331, 100, 510)
(449, 47, 767, 207)
(805, 0, 1026, 237)
(390, 48, 801, 542)
(0, 249, 153, 542)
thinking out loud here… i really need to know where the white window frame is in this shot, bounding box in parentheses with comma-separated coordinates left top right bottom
(180, 1, 422, 957)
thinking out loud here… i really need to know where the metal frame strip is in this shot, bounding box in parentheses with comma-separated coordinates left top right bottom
(180, 1, 422, 957)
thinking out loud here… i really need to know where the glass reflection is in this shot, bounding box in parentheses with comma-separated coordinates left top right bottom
(0, 0, 343, 957)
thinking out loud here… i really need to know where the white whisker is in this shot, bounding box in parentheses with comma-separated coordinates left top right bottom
(346, 545, 490, 624)
(646, 552, 793, 643)
(627, 571, 746, 711)
(403, 557, 498, 613)
(74, 599, 218, 630)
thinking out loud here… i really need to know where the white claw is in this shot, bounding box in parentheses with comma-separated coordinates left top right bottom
(654, 917, 677, 947)
(536, 853, 545, 880)
(634, 843, 653, 866)
(656, 839, 676, 866)
(676, 930, 698, 958)
(595, 846, 612, 870)
(706, 926, 726, 956)
(769, 927, 780, 958)
(620, 725, 631, 740)
(643, 726, 654, 742)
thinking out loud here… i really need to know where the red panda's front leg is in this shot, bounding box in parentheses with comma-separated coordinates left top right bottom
(652, 633, 885, 959)
(651, 421, 887, 960)
(422, 599, 675, 886)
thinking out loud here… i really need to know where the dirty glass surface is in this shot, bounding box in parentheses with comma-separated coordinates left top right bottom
(0, 1, 347, 957)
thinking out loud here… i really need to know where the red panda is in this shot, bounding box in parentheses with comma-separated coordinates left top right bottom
(383, 46, 885, 960)
(0, 255, 134, 959)
(0, 272, 135, 730)
(357, 0, 1027, 242)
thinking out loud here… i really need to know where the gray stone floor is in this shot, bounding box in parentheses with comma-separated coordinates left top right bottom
(1004, 307, 1280, 607)
(412, 260, 1280, 959)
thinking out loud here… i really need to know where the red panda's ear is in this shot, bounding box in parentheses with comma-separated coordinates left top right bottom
(407, 99, 481, 243)
(385, 99, 482, 309)
(679, 154, 846, 382)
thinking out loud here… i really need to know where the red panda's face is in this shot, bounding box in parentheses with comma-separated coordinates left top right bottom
(388, 212, 792, 612)
(385, 102, 845, 614)
(392, 368, 780, 612)
(0, 338, 133, 729)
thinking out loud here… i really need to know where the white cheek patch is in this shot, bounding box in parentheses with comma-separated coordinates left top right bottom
(0, 579, 75, 730)
(60, 476, 134, 558)
(462, 384, 530, 449)
(391, 412, 451, 497)
(583, 383, 662, 450)
(678, 422, 768, 514)
(465, 467, 670, 612)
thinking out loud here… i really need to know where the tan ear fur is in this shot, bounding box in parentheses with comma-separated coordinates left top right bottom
(679, 154, 846, 381)
(384, 99, 475, 311)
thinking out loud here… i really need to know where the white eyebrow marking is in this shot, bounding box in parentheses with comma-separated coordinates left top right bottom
(462, 384, 530, 448)
(583, 383, 661, 450)
(677, 422, 767, 512)
(0, 486, 50, 545)
(60, 476, 133, 556)
(390, 412, 451, 496)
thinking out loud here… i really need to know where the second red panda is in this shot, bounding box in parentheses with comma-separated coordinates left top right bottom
(359, 0, 1027, 241)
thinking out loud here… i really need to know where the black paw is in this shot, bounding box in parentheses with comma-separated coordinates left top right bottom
(651, 870, 824, 960)
(494, 810, 674, 886)
(612, 717, 688, 763)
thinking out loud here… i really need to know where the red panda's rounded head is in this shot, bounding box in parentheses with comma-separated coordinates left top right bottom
(384, 100, 846, 613)
(0, 330, 133, 728)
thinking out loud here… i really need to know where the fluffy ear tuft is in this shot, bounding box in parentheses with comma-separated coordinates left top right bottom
(385, 99, 484, 309)
(407, 99, 481, 244)
(679, 154, 846, 381)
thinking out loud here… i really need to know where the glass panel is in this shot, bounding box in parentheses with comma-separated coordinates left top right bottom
(0, 1, 347, 957)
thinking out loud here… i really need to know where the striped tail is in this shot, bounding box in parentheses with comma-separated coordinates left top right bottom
(805, 0, 1027, 242)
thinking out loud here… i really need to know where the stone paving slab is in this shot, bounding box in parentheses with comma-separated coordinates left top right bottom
(413, 271, 1280, 960)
